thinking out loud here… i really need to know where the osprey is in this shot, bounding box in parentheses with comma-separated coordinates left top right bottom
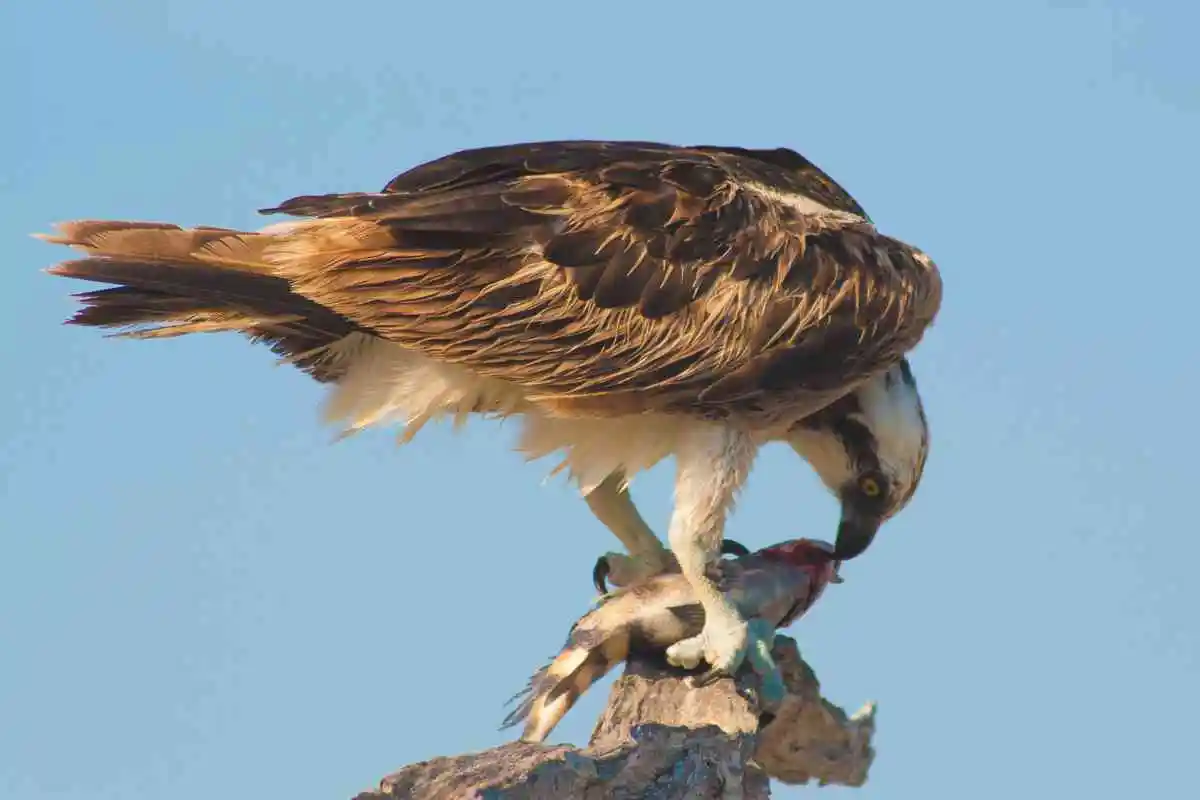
(38, 140, 941, 685)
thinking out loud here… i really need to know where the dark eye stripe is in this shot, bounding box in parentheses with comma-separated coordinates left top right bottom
(831, 417, 880, 476)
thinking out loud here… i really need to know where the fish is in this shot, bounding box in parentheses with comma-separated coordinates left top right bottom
(503, 537, 840, 743)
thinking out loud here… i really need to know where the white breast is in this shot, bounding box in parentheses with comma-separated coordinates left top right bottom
(315, 333, 711, 493)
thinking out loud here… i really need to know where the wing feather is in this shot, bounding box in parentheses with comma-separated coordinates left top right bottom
(249, 140, 941, 418)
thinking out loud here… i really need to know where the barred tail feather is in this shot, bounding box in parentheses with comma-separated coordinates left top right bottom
(38, 220, 358, 382)
(499, 662, 552, 732)
(501, 629, 632, 744)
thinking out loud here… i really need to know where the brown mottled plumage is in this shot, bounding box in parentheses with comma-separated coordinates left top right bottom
(39, 140, 941, 686)
(43, 141, 939, 422)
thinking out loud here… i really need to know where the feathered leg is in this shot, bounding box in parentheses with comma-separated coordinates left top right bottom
(662, 425, 766, 684)
(584, 472, 671, 589)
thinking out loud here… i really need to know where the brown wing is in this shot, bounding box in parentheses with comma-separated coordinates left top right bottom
(257, 140, 942, 418)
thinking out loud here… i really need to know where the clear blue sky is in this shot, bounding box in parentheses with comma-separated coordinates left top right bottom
(2, 1, 1196, 798)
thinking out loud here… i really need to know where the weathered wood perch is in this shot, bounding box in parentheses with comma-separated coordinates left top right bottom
(354, 635, 876, 799)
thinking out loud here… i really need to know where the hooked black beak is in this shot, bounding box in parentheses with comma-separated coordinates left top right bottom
(832, 508, 881, 561)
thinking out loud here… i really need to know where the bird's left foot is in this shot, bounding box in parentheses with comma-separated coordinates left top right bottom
(664, 606, 751, 676)
(667, 617, 783, 705)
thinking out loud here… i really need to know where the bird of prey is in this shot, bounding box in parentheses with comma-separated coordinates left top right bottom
(37, 139, 941, 686)
(504, 537, 841, 743)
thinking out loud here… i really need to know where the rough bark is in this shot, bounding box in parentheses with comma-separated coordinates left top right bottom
(353, 636, 876, 799)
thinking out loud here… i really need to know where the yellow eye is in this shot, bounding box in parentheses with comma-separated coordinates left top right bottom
(860, 477, 882, 497)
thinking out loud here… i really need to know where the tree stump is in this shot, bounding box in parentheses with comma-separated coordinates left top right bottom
(354, 636, 877, 799)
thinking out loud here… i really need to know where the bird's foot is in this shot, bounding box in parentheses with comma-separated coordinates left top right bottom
(592, 540, 753, 594)
(664, 604, 749, 670)
(667, 617, 783, 705)
(592, 550, 673, 594)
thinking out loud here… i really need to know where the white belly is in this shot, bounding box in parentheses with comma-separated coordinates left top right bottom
(317, 333, 716, 493)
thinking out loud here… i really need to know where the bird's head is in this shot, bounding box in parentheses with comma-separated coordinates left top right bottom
(786, 359, 930, 562)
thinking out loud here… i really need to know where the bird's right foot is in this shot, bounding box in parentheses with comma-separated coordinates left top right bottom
(592, 539, 753, 594)
(592, 550, 672, 594)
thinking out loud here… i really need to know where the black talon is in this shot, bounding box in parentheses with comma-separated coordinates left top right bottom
(592, 556, 612, 594)
(596, 540, 749, 594)
(721, 539, 751, 557)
